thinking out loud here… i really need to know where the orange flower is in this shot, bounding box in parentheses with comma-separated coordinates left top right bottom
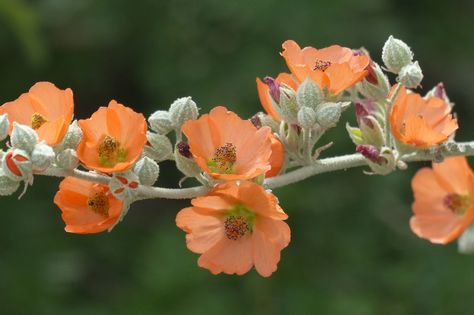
(280, 40, 369, 95)
(176, 181, 290, 277)
(256, 73, 298, 121)
(410, 157, 474, 244)
(390, 86, 458, 147)
(54, 177, 124, 234)
(267, 134, 285, 177)
(182, 106, 272, 180)
(0, 82, 74, 146)
(77, 100, 147, 173)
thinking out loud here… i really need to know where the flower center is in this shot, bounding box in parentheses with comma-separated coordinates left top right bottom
(87, 191, 110, 217)
(207, 143, 237, 174)
(224, 204, 256, 240)
(31, 113, 48, 129)
(443, 193, 471, 215)
(98, 135, 127, 167)
(313, 59, 332, 72)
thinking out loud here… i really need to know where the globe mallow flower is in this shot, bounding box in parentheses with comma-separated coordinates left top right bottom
(77, 100, 147, 173)
(0, 82, 74, 146)
(390, 86, 458, 147)
(410, 156, 474, 244)
(182, 106, 272, 180)
(54, 177, 124, 234)
(176, 181, 290, 277)
(280, 40, 369, 95)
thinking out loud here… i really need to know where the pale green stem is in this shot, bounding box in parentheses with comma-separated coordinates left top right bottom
(384, 83, 403, 146)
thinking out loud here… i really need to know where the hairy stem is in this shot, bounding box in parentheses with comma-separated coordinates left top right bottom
(38, 141, 474, 200)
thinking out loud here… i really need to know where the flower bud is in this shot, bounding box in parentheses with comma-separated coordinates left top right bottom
(56, 149, 79, 170)
(146, 132, 173, 162)
(263, 76, 281, 103)
(359, 115, 385, 148)
(346, 124, 364, 145)
(382, 35, 413, 74)
(297, 106, 317, 129)
(169, 97, 199, 128)
(31, 142, 55, 171)
(109, 172, 140, 201)
(0, 169, 20, 196)
(458, 224, 474, 254)
(398, 61, 423, 88)
(258, 113, 280, 132)
(278, 85, 299, 123)
(174, 146, 201, 178)
(358, 63, 390, 101)
(296, 78, 323, 110)
(425, 83, 453, 107)
(0, 114, 9, 141)
(148, 110, 173, 135)
(55, 121, 83, 152)
(10, 122, 38, 153)
(133, 156, 159, 186)
(315, 102, 344, 128)
(2, 149, 32, 180)
(361, 146, 396, 176)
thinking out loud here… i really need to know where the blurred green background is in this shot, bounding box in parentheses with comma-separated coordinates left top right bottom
(1, 0, 474, 314)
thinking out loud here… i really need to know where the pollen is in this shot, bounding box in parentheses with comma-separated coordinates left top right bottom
(224, 215, 249, 240)
(31, 113, 48, 129)
(98, 135, 127, 167)
(443, 193, 471, 215)
(87, 191, 110, 217)
(209, 143, 237, 174)
(313, 59, 332, 72)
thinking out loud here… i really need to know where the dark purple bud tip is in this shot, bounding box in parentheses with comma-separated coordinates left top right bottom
(433, 82, 446, 99)
(356, 144, 381, 163)
(250, 114, 262, 129)
(177, 141, 192, 159)
(290, 123, 301, 135)
(263, 76, 281, 103)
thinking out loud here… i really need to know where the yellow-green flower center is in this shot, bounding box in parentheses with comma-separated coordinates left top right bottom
(98, 135, 127, 167)
(444, 193, 471, 215)
(87, 191, 110, 217)
(224, 204, 256, 240)
(207, 143, 237, 174)
(31, 113, 48, 130)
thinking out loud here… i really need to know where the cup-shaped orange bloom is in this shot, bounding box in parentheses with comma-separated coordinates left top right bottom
(410, 157, 474, 244)
(182, 106, 272, 180)
(267, 134, 285, 178)
(54, 177, 124, 234)
(256, 73, 298, 121)
(390, 86, 458, 147)
(0, 82, 74, 146)
(280, 40, 369, 95)
(77, 100, 147, 173)
(176, 181, 290, 277)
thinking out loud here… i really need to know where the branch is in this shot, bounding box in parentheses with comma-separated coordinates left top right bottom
(37, 141, 474, 200)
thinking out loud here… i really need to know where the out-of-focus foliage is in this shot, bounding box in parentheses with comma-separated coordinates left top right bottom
(1, 0, 474, 314)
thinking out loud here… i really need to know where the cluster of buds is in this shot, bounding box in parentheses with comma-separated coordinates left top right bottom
(0, 35, 471, 278)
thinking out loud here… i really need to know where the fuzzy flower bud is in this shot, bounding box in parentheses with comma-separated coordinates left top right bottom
(398, 61, 423, 88)
(2, 149, 32, 181)
(55, 121, 83, 152)
(146, 132, 173, 162)
(133, 156, 159, 186)
(278, 85, 299, 123)
(315, 102, 346, 128)
(56, 149, 79, 170)
(458, 224, 474, 254)
(358, 62, 390, 101)
(31, 142, 55, 171)
(263, 76, 281, 103)
(425, 83, 453, 107)
(0, 114, 9, 141)
(175, 144, 201, 178)
(296, 78, 323, 110)
(382, 35, 413, 74)
(109, 172, 140, 201)
(0, 169, 20, 196)
(169, 97, 199, 128)
(148, 110, 173, 135)
(297, 106, 317, 129)
(258, 113, 280, 132)
(10, 122, 38, 153)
